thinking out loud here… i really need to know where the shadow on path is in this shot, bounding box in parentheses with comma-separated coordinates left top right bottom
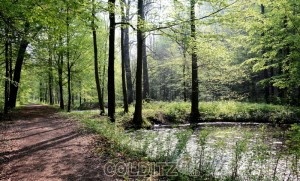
(0, 105, 113, 181)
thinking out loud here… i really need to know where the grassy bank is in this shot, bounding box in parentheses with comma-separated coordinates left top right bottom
(132, 101, 300, 124)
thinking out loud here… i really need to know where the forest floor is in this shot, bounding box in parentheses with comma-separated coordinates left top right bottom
(0, 105, 115, 181)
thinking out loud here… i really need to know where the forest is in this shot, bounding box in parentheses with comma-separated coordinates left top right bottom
(1, 0, 300, 180)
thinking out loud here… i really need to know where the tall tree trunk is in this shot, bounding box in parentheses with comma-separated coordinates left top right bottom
(142, 41, 150, 99)
(123, 0, 134, 104)
(142, 1, 149, 99)
(9, 42, 13, 85)
(67, 62, 71, 111)
(8, 40, 29, 108)
(48, 50, 54, 105)
(58, 39, 64, 110)
(40, 82, 43, 102)
(270, 63, 275, 102)
(108, 0, 116, 122)
(190, 0, 200, 122)
(102, 64, 106, 103)
(133, 0, 144, 128)
(183, 52, 187, 102)
(66, 7, 71, 112)
(8, 22, 30, 108)
(79, 81, 82, 106)
(92, 0, 105, 114)
(4, 29, 9, 114)
(45, 84, 48, 102)
(121, 0, 129, 113)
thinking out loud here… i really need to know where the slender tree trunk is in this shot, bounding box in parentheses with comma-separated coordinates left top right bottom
(123, 0, 134, 104)
(48, 50, 54, 105)
(79, 81, 82, 106)
(9, 42, 13, 84)
(45, 84, 48, 102)
(183, 52, 187, 102)
(58, 46, 64, 110)
(40, 82, 43, 102)
(133, 0, 144, 128)
(102, 64, 106, 103)
(4, 30, 9, 114)
(190, 0, 200, 121)
(121, 45, 129, 113)
(66, 8, 71, 112)
(270, 63, 275, 102)
(67, 62, 71, 111)
(92, 0, 105, 114)
(121, 0, 129, 113)
(142, 1, 149, 99)
(108, 0, 116, 122)
(142, 41, 150, 99)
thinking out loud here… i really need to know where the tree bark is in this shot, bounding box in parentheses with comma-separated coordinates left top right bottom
(142, 41, 150, 99)
(8, 39, 29, 108)
(48, 50, 54, 105)
(121, 0, 129, 113)
(66, 7, 71, 112)
(133, 0, 144, 128)
(7, 21, 30, 108)
(4, 29, 9, 114)
(40, 82, 43, 102)
(123, 0, 134, 104)
(190, 0, 200, 122)
(92, 0, 105, 114)
(108, 0, 116, 122)
(183, 52, 187, 102)
(58, 51, 64, 110)
(142, 1, 150, 100)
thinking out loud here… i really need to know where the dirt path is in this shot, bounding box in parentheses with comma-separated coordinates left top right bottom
(0, 105, 113, 181)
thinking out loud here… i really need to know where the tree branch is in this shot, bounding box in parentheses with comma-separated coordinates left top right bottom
(115, 22, 136, 31)
(146, 1, 237, 32)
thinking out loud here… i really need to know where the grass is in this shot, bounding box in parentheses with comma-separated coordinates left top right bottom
(60, 110, 148, 159)
(75, 101, 300, 127)
(139, 101, 300, 124)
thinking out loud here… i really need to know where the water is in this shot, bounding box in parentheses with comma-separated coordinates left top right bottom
(127, 124, 299, 180)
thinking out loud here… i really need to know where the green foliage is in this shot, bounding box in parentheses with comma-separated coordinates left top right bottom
(139, 101, 300, 124)
(287, 124, 300, 156)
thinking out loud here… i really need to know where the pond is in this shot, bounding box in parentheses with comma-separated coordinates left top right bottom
(127, 123, 299, 180)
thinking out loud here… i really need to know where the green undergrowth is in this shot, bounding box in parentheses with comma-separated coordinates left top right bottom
(74, 101, 300, 127)
(141, 101, 300, 124)
(61, 110, 147, 159)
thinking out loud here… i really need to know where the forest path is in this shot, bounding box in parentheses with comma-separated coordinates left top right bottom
(0, 105, 112, 181)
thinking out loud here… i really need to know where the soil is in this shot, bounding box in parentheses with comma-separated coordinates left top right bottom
(0, 105, 115, 181)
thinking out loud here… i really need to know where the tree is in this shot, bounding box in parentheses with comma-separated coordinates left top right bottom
(92, 0, 105, 115)
(47, 35, 54, 105)
(8, 22, 30, 108)
(133, 0, 144, 128)
(142, 1, 150, 99)
(122, 0, 134, 104)
(4, 26, 10, 114)
(58, 37, 65, 110)
(121, 0, 129, 113)
(108, 0, 116, 122)
(189, 0, 200, 121)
